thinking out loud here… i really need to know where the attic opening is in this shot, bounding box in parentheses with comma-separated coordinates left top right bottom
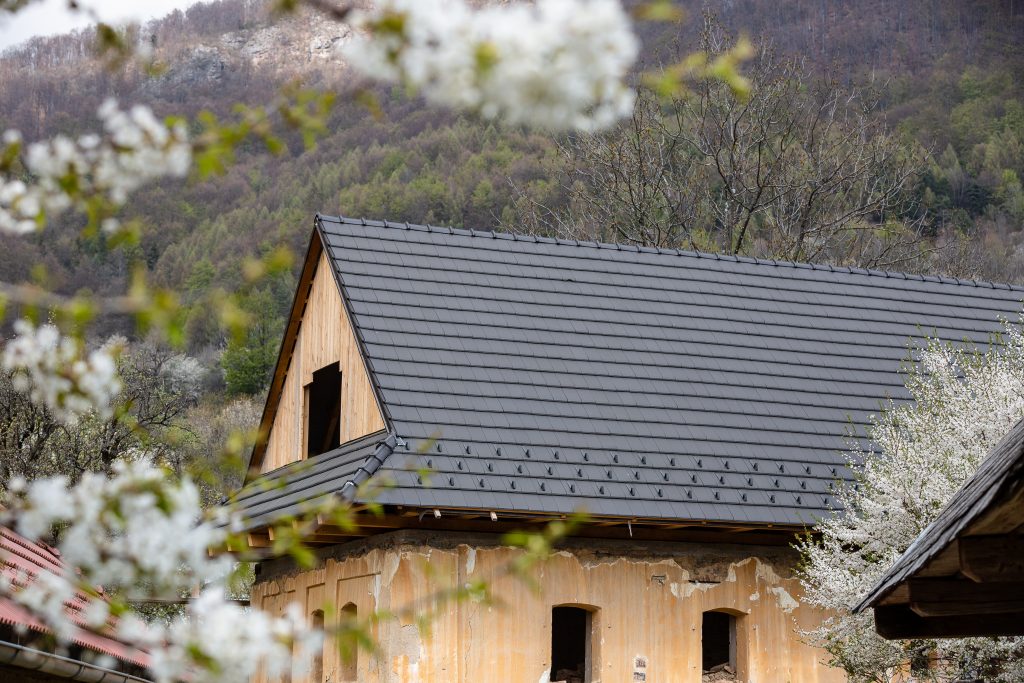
(304, 362, 341, 457)
(550, 605, 598, 683)
(701, 610, 737, 679)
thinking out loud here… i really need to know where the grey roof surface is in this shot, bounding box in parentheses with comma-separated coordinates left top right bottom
(238, 214, 1024, 528)
(236, 431, 394, 529)
(855, 417, 1024, 611)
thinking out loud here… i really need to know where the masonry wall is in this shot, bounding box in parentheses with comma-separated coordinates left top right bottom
(252, 531, 843, 683)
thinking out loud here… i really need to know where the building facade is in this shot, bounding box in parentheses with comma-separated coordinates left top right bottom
(234, 215, 1024, 683)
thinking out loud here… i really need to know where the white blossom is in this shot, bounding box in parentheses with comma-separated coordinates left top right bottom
(345, 0, 638, 131)
(3, 459, 321, 683)
(143, 588, 322, 683)
(13, 570, 77, 641)
(0, 99, 190, 235)
(2, 319, 122, 424)
(798, 319, 1024, 681)
(0, 178, 41, 234)
(9, 459, 232, 593)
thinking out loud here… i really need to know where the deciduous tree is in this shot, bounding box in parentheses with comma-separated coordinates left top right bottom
(798, 325, 1024, 682)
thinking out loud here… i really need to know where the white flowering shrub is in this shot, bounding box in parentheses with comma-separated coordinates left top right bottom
(798, 321, 1024, 681)
(345, 0, 638, 131)
(142, 588, 322, 683)
(8, 459, 232, 589)
(2, 319, 122, 424)
(0, 99, 190, 236)
(3, 459, 320, 683)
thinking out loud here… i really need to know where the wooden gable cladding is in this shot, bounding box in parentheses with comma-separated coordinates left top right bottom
(259, 239, 386, 474)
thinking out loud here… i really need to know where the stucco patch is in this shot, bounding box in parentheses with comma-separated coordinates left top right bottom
(769, 586, 799, 613)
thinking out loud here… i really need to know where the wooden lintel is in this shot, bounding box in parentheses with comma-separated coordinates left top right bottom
(874, 604, 1024, 638)
(908, 578, 1024, 617)
(959, 535, 1024, 582)
(310, 527, 371, 539)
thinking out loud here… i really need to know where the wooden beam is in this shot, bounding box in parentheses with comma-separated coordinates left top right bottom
(247, 533, 271, 548)
(968, 483, 1024, 535)
(309, 511, 795, 546)
(874, 605, 1024, 638)
(959, 536, 1024, 582)
(908, 578, 1024, 617)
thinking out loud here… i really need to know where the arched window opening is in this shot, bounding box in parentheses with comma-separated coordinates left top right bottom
(310, 610, 324, 683)
(701, 610, 737, 680)
(340, 602, 358, 682)
(550, 605, 598, 683)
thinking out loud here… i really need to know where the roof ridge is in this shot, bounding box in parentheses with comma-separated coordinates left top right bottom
(317, 214, 1024, 293)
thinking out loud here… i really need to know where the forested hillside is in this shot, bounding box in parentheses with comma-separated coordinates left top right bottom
(1, 0, 1022, 393)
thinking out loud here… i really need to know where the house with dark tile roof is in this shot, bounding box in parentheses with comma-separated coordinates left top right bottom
(235, 215, 1023, 683)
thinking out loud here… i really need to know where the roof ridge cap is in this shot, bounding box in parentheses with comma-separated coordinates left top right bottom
(318, 214, 1024, 293)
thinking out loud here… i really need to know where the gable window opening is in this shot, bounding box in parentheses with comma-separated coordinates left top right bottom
(304, 362, 341, 457)
(702, 610, 737, 681)
(550, 605, 596, 683)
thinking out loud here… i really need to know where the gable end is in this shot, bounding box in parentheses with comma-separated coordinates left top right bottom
(248, 220, 388, 477)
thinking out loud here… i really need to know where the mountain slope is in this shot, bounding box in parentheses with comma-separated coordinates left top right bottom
(0, 0, 1022, 349)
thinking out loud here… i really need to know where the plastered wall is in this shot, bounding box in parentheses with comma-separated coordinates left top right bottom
(252, 532, 844, 683)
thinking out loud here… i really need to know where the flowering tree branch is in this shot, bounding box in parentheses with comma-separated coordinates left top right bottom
(798, 322, 1024, 682)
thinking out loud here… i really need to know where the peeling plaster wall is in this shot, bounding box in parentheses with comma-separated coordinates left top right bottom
(251, 532, 844, 683)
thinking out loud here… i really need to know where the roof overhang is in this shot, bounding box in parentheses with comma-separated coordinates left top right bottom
(855, 418, 1024, 638)
(236, 503, 809, 558)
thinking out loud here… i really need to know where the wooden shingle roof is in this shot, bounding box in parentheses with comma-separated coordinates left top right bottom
(854, 418, 1024, 637)
(235, 215, 1024, 530)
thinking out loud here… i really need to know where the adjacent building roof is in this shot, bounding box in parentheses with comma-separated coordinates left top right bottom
(237, 215, 1024, 530)
(853, 417, 1024, 637)
(0, 525, 151, 671)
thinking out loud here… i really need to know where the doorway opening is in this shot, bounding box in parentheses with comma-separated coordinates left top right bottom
(310, 610, 324, 683)
(550, 605, 597, 683)
(701, 610, 737, 681)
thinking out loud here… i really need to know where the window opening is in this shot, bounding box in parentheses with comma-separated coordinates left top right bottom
(701, 611, 736, 681)
(551, 606, 593, 683)
(310, 610, 324, 683)
(340, 602, 358, 681)
(305, 362, 341, 457)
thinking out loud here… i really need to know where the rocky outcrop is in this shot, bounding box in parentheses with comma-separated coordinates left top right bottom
(154, 46, 227, 88)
